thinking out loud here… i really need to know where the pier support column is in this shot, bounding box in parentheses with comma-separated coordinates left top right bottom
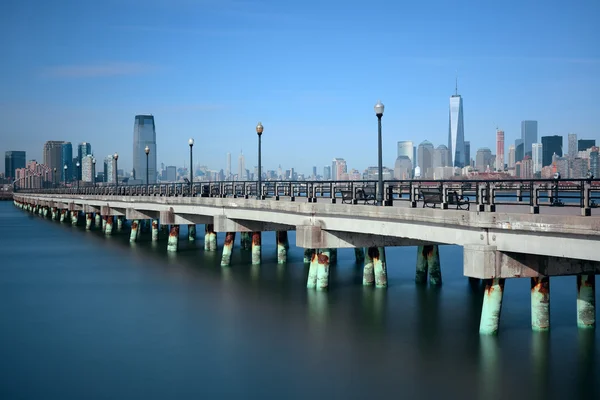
(102, 215, 107, 232)
(329, 248, 337, 265)
(316, 249, 331, 290)
(479, 278, 505, 335)
(364, 247, 387, 287)
(117, 217, 123, 231)
(220, 232, 236, 267)
(105, 216, 114, 236)
(204, 224, 217, 251)
(251, 232, 261, 265)
(130, 220, 139, 242)
(151, 219, 159, 241)
(307, 250, 317, 288)
(416, 245, 442, 285)
(276, 231, 288, 264)
(95, 213, 101, 228)
(303, 248, 313, 263)
(240, 232, 251, 250)
(59, 209, 66, 223)
(71, 211, 79, 226)
(531, 277, 550, 331)
(51, 207, 57, 220)
(167, 225, 179, 252)
(577, 274, 596, 328)
(188, 224, 196, 241)
(85, 213, 92, 230)
(44, 207, 49, 218)
(354, 248, 365, 263)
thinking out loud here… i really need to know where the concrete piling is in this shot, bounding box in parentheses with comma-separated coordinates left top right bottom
(95, 213, 101, 228)
(303, 248, 313, 263)
(71, 211, 78, 226)
(577, 274, 596, 328)
(276, 231, 287, 264)
(85, 213, 93, 230)
(307, 250, 317, 288)
(204, 224, 217, 251)
(167, 225, 179, 252)
(188, 224, 196, 241)
(102, 215, 107, 232)
(130, 220, 139, 242)
(151, 219, 159, 241)
(316, 249, 331, 290)
(363, 248, 375, 286)
(364, 247, 387, 288)
(105, 216, 113, 236)
(117, 217, 123, 231)
(329, 248, 337, 265)
(220, 232, 236, 267)
(416, 245, 442, 285)
(479, 278, 505, 335)
(251, 232, 261, 265)
(531, 277, 550, 331)
(59, 209, 66, 223)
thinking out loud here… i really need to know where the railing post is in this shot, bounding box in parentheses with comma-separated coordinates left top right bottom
(384, 183, 393, 206)
(517, 184, 523, 202)
(582, 180, 591, 216)
(289, 182, 294, 202)
(477, 182, 485, 212)
(441, 182, 448, 209)
(410, 181, 417, 208)
(530, 182, 540, 214)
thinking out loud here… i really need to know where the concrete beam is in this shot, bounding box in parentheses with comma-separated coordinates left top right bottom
(126, 207, 159, 220)
(82, 204, 100, 213)
(68, 202, 83, 212)
(100, 205, 125, 216)
(159, 209, 213, 225)
(213, 215, 295, 233)
(296, 225, 434, 249)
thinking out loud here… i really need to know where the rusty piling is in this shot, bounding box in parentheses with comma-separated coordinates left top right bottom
(316, 249, 331, 290)
(251, 232, 261, 265)
(220, 232, 236, 267)
(151, 219, 159, 241)
(117, 216, 123, 231)
(71, 211, 78, 226)
(85, 213, 92, 230)
(105, 216, 114, 236)
(307, 250, 317, 288)
(276, 231, 288, 264)
(188, 224, 196, 241)
(531, 277, 550, 331)
(204, 224, 217, 251)
(364, 247, 387, 287)
(59, 209, 66, 223)
(102, 215, 107, 232)
(167, 225, 179, 252)
(130, 220, 139, 242)
(479, 278, 505, 335)
(303, 248, 313, 263)
(416, 245, 442, 285)
(94, 213, 101, 228)
(577, 274, 596, 328)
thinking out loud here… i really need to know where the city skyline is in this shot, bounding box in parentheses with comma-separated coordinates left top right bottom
(1, 1, 599, 173)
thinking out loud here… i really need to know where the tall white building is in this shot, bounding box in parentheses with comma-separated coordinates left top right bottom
(397, 141, 414, 164)
(508, 144, 516, 168)
(568, 133, 578, 159)
(104, 155, 116, 183)
(226, 152, 231, 180)
(532, 143, 543, 174)
(81, 155, 94, 182)
(238, 151, 245, 180)
(448, 83, 466, 168)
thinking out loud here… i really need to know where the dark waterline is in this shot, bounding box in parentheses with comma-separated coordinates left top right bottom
(0, 202, 598, 399)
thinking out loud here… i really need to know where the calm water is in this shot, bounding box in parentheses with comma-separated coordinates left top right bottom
(0, 201, 598, 399)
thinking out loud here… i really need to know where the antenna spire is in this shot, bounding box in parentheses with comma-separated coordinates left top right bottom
(455, 72, 458, 95)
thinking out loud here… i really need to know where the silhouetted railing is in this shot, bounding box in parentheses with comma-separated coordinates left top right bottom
(14, 178, 600, 215)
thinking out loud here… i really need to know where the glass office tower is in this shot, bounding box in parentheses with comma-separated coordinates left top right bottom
(133, 115, 157, 184)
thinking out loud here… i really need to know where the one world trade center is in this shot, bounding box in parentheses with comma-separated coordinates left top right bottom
(448, 82, 465, 168)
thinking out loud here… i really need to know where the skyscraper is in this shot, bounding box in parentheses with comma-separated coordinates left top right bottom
(496, 129, 505, 171)
(578, 139, 596, 151)
(332, 158, 347, 180)
(475, 148, 493, 172)
(238, 151, 245, 180)
(448, 83, 465, 168)
(226, 152, 231, 180)
(432, 145, 450, 168)
(515, 139, 524, 163)
(133, 115, 157, 184)
(532, 143, 543, 174)
(323, 166, 331, 180)
(81, 155, 94, 182)
(417, 140, 434, 178)
(521, 121, 538, 158)
(62, 142, 73, 182)
(464, 141, 471, 167)
(508, 144, 516, 168)
(397, 141, 414, 165)
(541, 135, 563, 167)
(43, 141, 66, 176)
(568, 133, 578, 159)
(5, 151, 26, 180)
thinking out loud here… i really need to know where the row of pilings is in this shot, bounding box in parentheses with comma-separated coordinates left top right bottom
(14, 199, 595, 334)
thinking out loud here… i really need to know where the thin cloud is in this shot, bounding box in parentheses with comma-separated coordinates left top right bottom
(41, 62, 161, 78)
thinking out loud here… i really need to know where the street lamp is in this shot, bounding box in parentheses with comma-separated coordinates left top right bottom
(92, 157, 96, 188)
(114, 153, 119, 193)
(145, 145, 150, 194)
(53, 167, 57, 189)
(188, 138, 194, 193)
(256, 122, 263, 199)
(63, 164, 67, 188)
(76, 161, 80, 191)
(374, 100, 385, 206)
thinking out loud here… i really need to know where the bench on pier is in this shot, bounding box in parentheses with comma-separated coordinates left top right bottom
(338, 186, 376, 205)
(420, 188, 470, 210)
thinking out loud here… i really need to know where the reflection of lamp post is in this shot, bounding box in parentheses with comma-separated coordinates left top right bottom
(76, 161, 80, 190)
(374, 100, 385, 206)
(145, 145, 150, 193)
(188, 138, 194, 192)
(53, 167, 57, 188)
(114, 153, 119, 193)
(256, 122, 263, 199)
(63, 164, 67, 187)
(92, 158, 96, 187)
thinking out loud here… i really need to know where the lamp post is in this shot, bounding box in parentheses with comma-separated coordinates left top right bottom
(76, 161, 80, 191)
(63, 164, 67, 188)
(256, 122, 263, 199)
(145, 145, 150, 194)
(114, 153, 119, 193)
(92, 158, 96, 188)
(188, 138, 194, 193)
(53, 167, 57, 189)
(374, 100, 385, 206)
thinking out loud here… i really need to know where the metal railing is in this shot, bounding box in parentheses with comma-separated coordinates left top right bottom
(14, 178, 600, 215)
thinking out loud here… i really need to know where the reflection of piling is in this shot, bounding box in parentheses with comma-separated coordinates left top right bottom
(479, 278, 505, 335)
(531, 277, 550, 331)
(577, 274, 596, 328)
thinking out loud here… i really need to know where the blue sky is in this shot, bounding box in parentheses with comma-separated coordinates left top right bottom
(1, 0, 598, 174)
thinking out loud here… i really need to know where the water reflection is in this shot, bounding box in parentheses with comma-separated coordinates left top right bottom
(577, 329, 598, 399)
(531, 332, 550, 398)
(415, 285, 441, 353)
(360, 286, 388, 334)
(478, 336, 501, 399)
